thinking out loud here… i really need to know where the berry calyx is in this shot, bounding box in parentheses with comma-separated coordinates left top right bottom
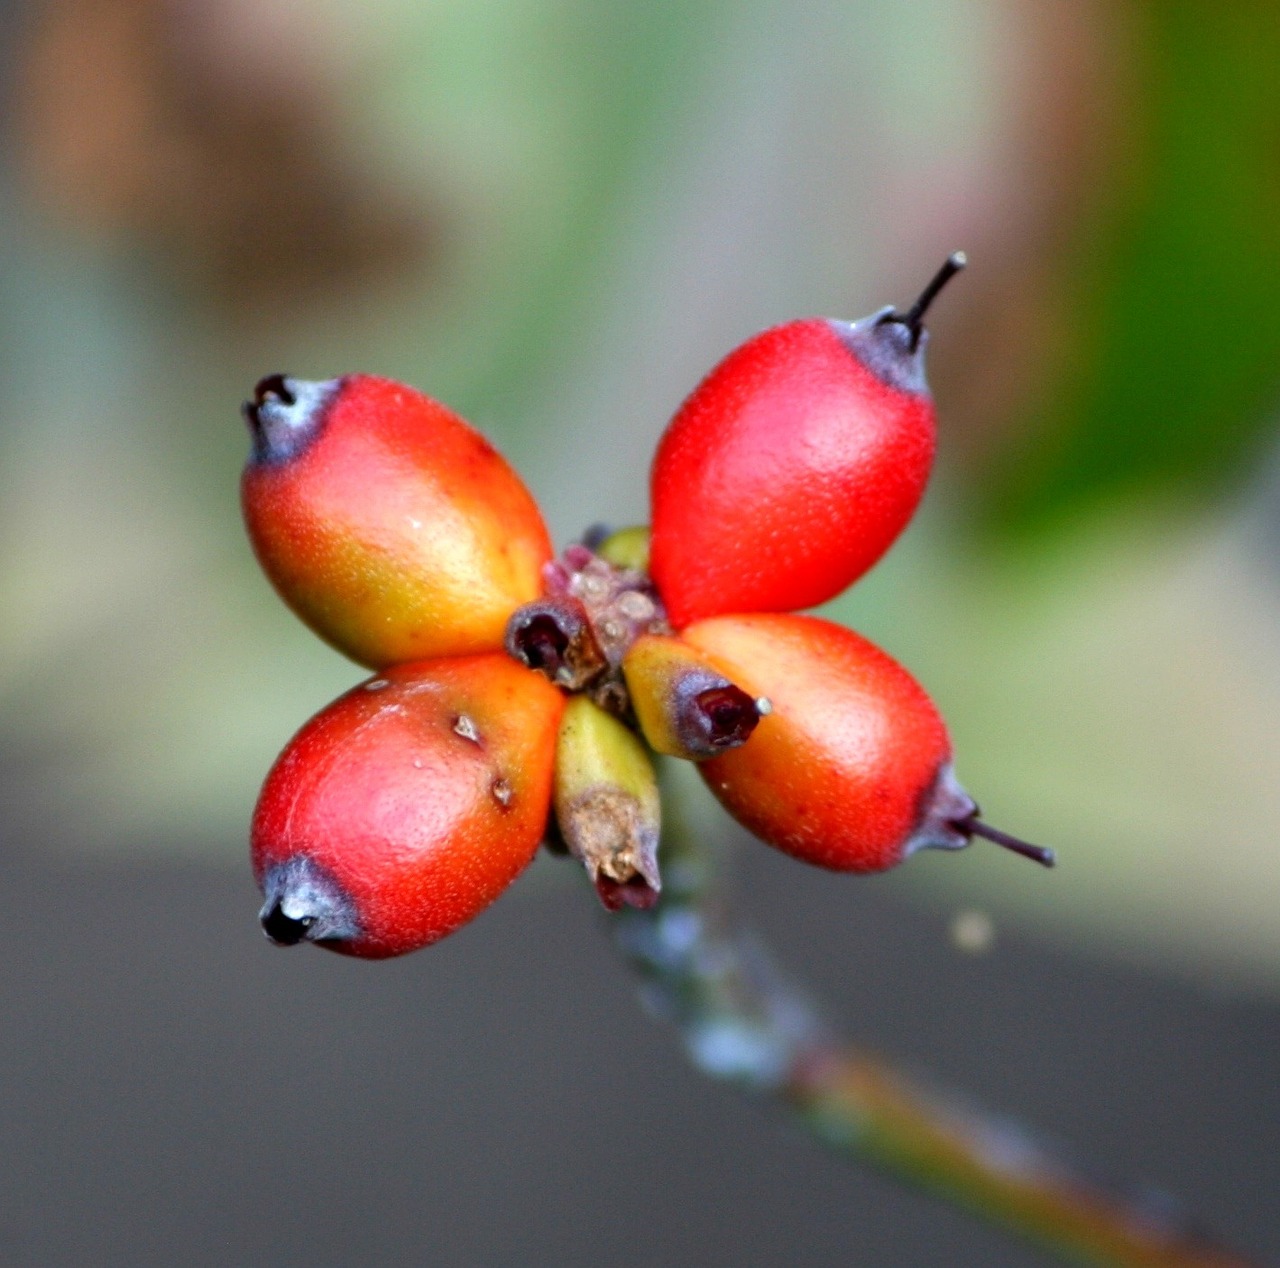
(649, 255, 966, 627)
(242, 373, 553, 668)
(252, 656, 564, 958)
(507, 539, 673, 716)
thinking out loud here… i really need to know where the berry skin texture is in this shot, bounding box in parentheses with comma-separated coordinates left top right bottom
(682, 613, 976, 872)
(252, 655, 564, 958)
(242, 374, 553, 668)
(649, 316, 935, 627)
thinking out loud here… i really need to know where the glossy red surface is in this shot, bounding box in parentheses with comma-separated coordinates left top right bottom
(650, 320, 934, 627)
(684, 614, 951, 872)
(251, 655, 564, 957)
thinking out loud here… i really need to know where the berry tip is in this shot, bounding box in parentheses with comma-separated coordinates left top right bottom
(900, 252, 967, 341)
(963, 818, 1055, 868)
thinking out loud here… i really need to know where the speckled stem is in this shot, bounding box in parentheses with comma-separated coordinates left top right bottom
(609, 819, 1260, 1268)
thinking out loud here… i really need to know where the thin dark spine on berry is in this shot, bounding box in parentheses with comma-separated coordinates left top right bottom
(887, 251, 967, 350)
(956, 815, 1056, 868)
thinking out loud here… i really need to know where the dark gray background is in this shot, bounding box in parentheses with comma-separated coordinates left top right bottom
(1, 825, 1275, 1268)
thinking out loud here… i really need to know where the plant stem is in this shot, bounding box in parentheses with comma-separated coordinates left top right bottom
(609, 828, 1260, 1268)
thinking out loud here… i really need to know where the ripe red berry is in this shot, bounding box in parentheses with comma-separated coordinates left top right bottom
(242, 373, 553, 668)
(649, 255, 965, 627)
(243, 256, 1055, 958)
(252, 655, 564, 958)
(682, 613, 1052, 873)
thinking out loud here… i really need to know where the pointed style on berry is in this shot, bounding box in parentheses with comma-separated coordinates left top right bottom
(681, 612, 1051, 873)
(252, 656, 564, 958)
(242, 373, 553, 668)
(649, 255, 965, 627)
(554, 696, 662, 910)
(623, 632, 767, 760)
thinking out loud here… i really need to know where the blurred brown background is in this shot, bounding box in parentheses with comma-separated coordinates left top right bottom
(1, 1, 1278, 1263)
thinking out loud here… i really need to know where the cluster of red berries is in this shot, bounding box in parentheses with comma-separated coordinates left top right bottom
(243, 254, 1052, 960)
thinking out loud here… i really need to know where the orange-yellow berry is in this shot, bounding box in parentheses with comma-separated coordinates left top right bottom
(683, 613, 973, 872)
(242, 374, 553, 668)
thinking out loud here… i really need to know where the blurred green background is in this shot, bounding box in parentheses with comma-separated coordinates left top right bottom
(3, 0, 1280, 996)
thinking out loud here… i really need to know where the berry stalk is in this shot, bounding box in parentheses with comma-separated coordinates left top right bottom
(610, 809, 1259, 1268)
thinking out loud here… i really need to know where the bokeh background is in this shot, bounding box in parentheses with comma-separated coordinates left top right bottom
(1, 1, 1278, 1264)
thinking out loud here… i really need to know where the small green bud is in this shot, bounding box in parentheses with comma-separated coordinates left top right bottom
(554, 696, 661, 910)
(596, 525, 651, 574)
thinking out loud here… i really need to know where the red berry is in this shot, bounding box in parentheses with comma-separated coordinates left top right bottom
(242, 374, 553, 668)
(252, 655, 564, 958)
(650, 256, 964, 627)
(682, 613, 1052, 873)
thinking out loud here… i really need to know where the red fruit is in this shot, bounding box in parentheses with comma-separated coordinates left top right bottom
(682, 613, 1052, 873)
(252, 655, 564, 958)
(650, 256, 964, 627)
(242, 373, 553, 668)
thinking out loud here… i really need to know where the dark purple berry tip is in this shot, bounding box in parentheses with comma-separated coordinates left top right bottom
(504, 599, 607, 690)
(243, 375, 338, 466)
(835, 251, 966, 393)
(258, 856, 361, 946)
(512, 613, 570, 673)
(894, 251, 967, 348)
(595, 873, 661, 912)
(694, 684, 762, 750)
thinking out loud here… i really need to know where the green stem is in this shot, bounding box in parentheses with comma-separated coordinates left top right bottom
(610, 829, 1260, 1268)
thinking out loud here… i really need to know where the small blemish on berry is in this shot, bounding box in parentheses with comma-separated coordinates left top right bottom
(365, 679, 390, 691)
(491, 777, 514, 808)
(453, 714, 481, 744)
